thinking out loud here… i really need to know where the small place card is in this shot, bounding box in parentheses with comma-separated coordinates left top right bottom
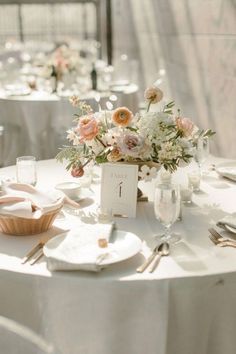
(100, 163, 138, 218)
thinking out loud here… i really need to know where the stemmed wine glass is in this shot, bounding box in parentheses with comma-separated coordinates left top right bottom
(194, 136, 210, 175)
(154, 183, 181, 244)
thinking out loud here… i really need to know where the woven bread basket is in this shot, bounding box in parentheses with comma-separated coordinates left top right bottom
(0, 207, 62, 236)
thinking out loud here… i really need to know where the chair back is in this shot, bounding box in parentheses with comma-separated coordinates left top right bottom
(0, 316, 59, 354)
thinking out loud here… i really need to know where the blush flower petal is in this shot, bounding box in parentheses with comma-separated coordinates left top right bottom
(144, 86, 163, 104)
(77, 115, 99, 141)
(175, 117, 194, 137)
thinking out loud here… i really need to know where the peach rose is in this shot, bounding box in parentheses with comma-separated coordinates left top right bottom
(144, 86, 163, 104)
(77, 115, 99, 141)
(71, 165, 84, 177)
(175, 117, 194, 137)
(112, 107, 133, 127)
(107, 148, 122, 162)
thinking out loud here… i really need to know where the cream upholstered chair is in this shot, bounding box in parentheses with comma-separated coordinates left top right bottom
(0, 316, 59, 354)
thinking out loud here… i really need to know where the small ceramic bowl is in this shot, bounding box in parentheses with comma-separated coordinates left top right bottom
(55, 182, 81, 200)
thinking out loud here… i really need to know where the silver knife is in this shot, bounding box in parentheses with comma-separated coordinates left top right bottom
(136, 246, 159, 273)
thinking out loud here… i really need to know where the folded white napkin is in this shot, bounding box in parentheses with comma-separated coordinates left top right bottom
(0, 183, 75, 219)
(216, 167, 236, 182)
(217, 215, 236, 231)
(45, 222, 116, 272)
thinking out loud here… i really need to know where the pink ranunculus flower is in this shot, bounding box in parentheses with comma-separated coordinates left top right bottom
(175, 117, 194, 137)
(71, 165, 84, 177)
(77, 115, 99, 141)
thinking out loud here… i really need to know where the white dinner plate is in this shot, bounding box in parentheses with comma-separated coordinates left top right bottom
(4, 84, 31, 96)
(43, 230, 142, 266)
(109, 80, 130, 87)
(215, 161, 236, 181)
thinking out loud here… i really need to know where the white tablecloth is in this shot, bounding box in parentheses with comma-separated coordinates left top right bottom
(0, 85, 139, 166)
(0, 157, 236, 354)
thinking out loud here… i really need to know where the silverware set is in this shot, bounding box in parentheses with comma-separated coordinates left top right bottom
(137, 227, 236, 274)
(208, 228, 236, 248)
(136, 242, 170, 273)
(21, 241, 45, 265)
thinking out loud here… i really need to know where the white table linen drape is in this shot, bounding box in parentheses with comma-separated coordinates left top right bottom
(0, 157, 236, 354)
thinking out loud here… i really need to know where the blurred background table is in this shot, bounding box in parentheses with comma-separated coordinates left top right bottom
(0, 32, 139, 167)
(0, 84, 138, 166)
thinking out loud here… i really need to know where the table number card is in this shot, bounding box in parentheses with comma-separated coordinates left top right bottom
(100, 163, 138, 218)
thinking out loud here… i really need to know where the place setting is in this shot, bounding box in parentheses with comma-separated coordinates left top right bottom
(0, 156, 143, 272)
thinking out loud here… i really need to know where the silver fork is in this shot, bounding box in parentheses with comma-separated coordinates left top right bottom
(209, 228, 236, 245)
(208, 229, 236, 248)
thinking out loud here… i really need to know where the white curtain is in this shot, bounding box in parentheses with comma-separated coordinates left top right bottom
(112, 0, 236, 158)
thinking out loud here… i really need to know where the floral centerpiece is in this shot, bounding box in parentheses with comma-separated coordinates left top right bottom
(56, 86, 215, 181)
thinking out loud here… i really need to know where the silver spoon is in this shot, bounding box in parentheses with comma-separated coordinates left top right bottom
(149, 242, 170, 273)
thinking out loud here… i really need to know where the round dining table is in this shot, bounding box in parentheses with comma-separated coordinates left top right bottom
(0, 156, 236, 354)
(0, 84, 139, 167)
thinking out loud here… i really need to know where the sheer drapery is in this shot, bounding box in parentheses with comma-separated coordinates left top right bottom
(112, 0, 236, 157)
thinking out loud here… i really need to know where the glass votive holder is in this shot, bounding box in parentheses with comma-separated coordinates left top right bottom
(180, 186, 193, 204)
(97, 206, 112, 223)
(188, 170, 201, 192)
(16, 156, 37, 186)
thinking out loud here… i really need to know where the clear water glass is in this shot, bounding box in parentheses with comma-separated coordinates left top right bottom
(16, 156, 37, 186)
(154, 183, 181, 243)
(194, 137, 210, 174)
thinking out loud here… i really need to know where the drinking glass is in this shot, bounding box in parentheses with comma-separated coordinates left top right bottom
(188, 169, 201, 192)
(154, 184, 181, 243)
(194, 137, 209, 174)
(16, 156, 37, 186)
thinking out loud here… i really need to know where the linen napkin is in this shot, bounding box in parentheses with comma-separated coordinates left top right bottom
(216, 166, 236, 182)
(217, 215, 236, 231)
(0, 183, 78, 219)
(45, 222, 116, 272)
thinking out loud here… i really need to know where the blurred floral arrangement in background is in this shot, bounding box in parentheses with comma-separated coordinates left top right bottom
(40, 45, 86, 91)
(56, 86, 215, 181)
